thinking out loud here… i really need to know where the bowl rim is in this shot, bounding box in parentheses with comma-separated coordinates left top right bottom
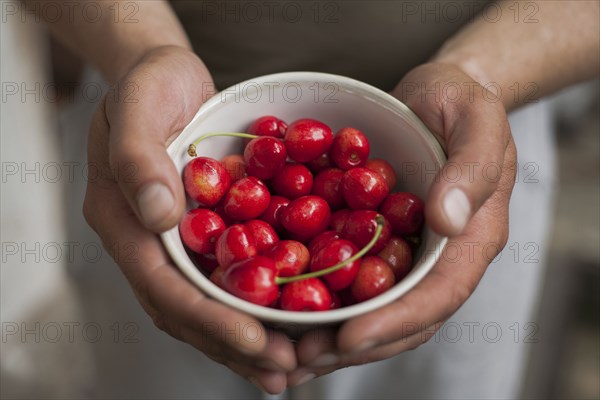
(161, 71, 448, 325)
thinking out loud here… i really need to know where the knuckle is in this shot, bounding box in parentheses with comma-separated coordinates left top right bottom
(351, 351, 379, 366)
(487, 216, 510, 252)
(149, 312, 184, 344)
(150, 312, 178, 339)
(143, 301, 184, 342)
(407, 340, 424, 352)
(419, 324, 442, 347)
(126, 273, 182, 344)
(496, 226, 510, 250)
(449, 281, 472, 312)
(150, 312, 169, 333)
(82, 198, 94, 227)
(82, 195, 98, 231)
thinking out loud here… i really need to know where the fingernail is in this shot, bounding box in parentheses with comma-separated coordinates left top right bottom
(443, 187, 471, 233)
(354, 339, 377, 353)
(248, 377, 267, 393)
(294, 372, 316, 387)
(308, 353, 339, 368)
(137, 183, 175, 228)
(237, 344, 261, 356)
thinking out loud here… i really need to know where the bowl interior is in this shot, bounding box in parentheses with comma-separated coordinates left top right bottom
(161, 72, 447, 328)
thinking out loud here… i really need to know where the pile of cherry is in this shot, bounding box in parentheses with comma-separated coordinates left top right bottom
(179, 116, 424, 311)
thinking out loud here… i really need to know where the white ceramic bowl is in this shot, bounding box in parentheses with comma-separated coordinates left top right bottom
(161, 72, 447, 333)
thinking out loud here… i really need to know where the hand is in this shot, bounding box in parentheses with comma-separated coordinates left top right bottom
(287, 63, 517, 385)
(83, 46, 296, 394)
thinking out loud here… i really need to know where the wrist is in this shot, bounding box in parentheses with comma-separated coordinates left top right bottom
(430, 53, 516, 111)
(431, 51, 491, 88)
(108, 44, 193, 85)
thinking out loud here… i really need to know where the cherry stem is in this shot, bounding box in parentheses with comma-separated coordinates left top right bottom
(188, 132, 258, 157)
(275, 215, 386, 285)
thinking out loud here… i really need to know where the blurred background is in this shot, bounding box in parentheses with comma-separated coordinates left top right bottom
(2, 6, 599, 400)
(521, 82, 600, 398)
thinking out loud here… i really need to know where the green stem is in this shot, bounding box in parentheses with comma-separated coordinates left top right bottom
(276, 215, 386, 285)
(187, 132, 258, 157)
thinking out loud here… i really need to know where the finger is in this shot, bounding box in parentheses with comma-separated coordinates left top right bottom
(293, 321, 435, 371)
(259, 329, 298, 371)
(225, 361, 288, 395)
(287, 366, 322, 388)
(141, 259, 271, 356)
(424, 101, 510, 237)
(287, 323, 442, 386)
(193, 328, 297, 371)
(338, 320, 443, 367)
(175, 323, 297, 372)
(85, 178, 270, 356)
(295, 328, 339, 367)
(398, 63, 511, 236)
(105, 49, 210, 232)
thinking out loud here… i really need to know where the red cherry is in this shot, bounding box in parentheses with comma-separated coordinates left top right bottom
(209, 266, 227, 290)
(330, 209, 352, 233)
(244, 136, 287, 180)
(195, 253, 219, 273)
(223, 176, 271, 220)
(337, 288, 356, 307)
(179, 209, 226, 254)
(342, 210, 392, 255)
(365, 158, 397, 190)
(305, 153, 335, 173)
(351, 256, 395, 302)
(379, 192, 425, 236)
(267, 240, 310, 277)
(284, 119, 333, 162)
(213, 202, 237, 226)
(222, 256, 279, 306)
(378, 236, 413, 281)
(220, 154, 246, 182)
(183, 157, 231, 207)
(310, 239, 360, 291)
(280, 278, 332, 311)
(244, 219, 279, 253)
(215, 224, 257, 268)
(213, 213, 387, 308)
(311, 168, 346, 210)
(329, 127, 370, 170)
(271, 162, 313, 199)
(308, 230, 342, 256)
(258, 195, 290, 233)
(341, 167, 389, 210)
(247, 115, 287, 138)
(404, 235, 422, 251)
(281, 195, 331, 242)
(329, 291, 342, 309)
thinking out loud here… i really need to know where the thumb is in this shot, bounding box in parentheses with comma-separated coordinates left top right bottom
(399, 65, 512, 237)
(424, 102, 511, 237)
(110, 140, 184, 233)
(104, 54, 209, 232)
